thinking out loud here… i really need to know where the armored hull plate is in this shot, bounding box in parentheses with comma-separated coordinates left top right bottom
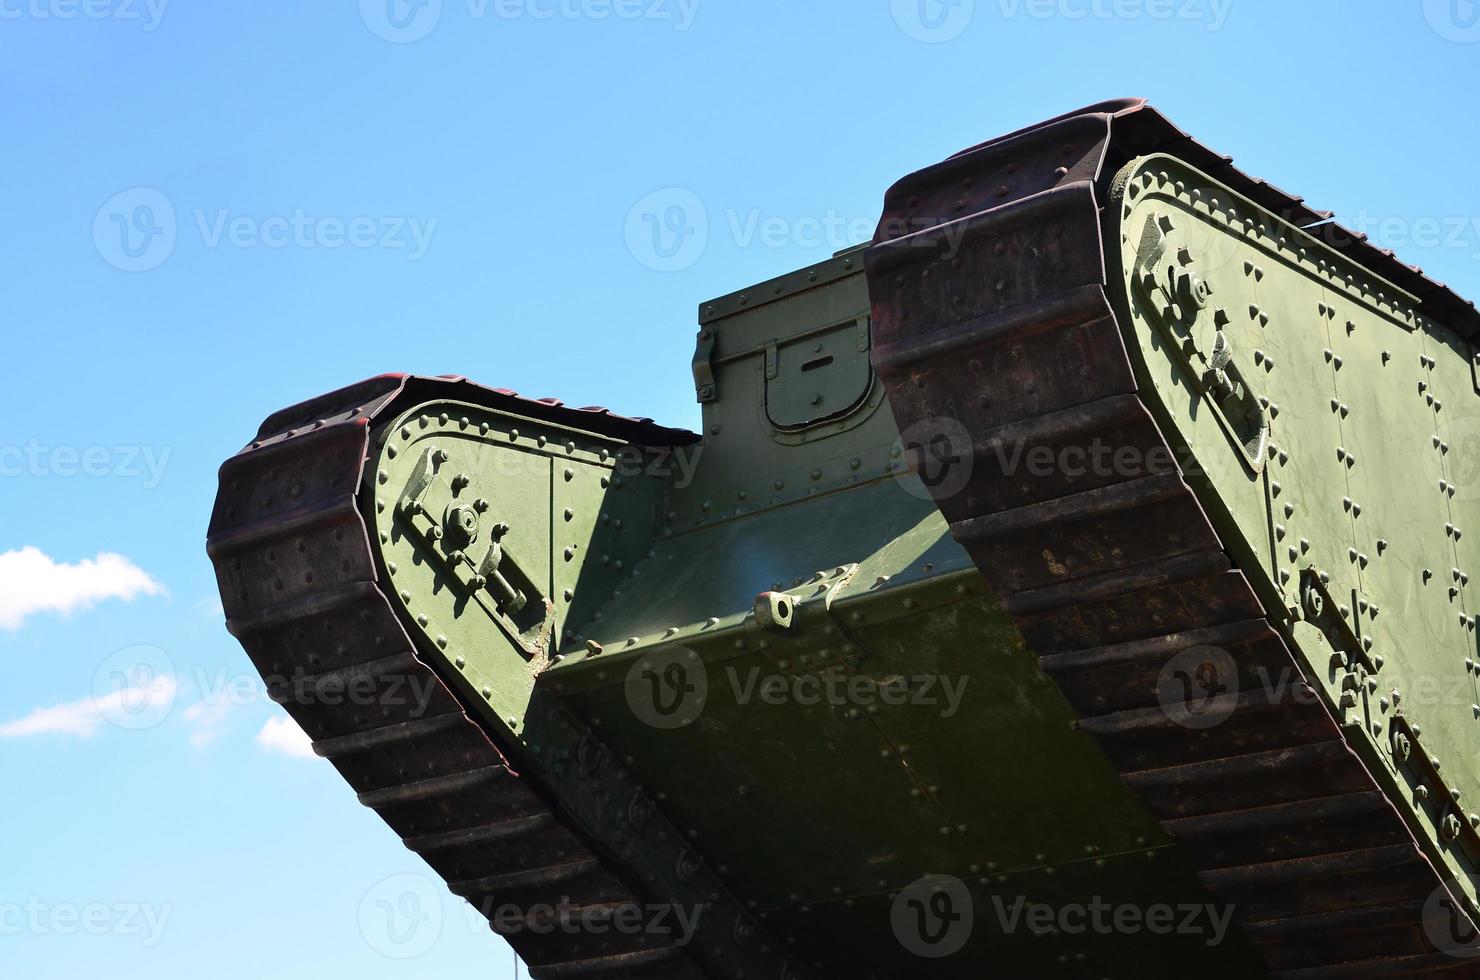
(867, 98, 1480, 977)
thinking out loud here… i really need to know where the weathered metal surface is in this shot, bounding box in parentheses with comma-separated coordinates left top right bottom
(866, 99, 1480, 976)
(209, 275, 1267, 977)
(208, 100, 1480, 979)
(207, 374, 778, 980)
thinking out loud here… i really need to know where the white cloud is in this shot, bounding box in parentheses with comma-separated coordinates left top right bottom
(0, 547, 166, 630)
(0, 674, 178, 739)
(256, 715, 315, 759)
(183, 696, 234, 747)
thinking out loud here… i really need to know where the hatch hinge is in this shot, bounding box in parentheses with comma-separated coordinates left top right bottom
(693, 327, 717, 403)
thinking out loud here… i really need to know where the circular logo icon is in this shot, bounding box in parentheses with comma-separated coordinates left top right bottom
(625, 646, 707, 729)
(1155, 645, 1239, 730)
(93, 188, 176, 273)
(624, 188, 708, 272)
(1424, 876, 1480, 958)
(893, 416, 974, 502)
(890, 0, 974, 43)
(891, 874, 973, 958)
(92, 645, 177, 731)
(1424, 0, 1480, 42)
(358, 873, 443, 958)
(1444, 413, 1480, 502)
(359, 0, 443, 43)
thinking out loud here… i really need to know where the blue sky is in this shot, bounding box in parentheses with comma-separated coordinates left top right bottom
(1, 1, 1476, 976)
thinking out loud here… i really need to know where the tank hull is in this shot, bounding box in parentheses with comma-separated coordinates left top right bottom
(207, 101, 1480, 978)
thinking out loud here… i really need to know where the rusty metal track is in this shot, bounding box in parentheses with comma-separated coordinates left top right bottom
(866, 100, 1480, 978)
(206, 374, 715, 980)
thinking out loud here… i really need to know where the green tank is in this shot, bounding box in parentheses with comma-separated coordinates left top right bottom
(207, 99, 1480, 979)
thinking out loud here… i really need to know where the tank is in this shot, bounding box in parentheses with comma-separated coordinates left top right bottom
(207, 99, 1480, 979)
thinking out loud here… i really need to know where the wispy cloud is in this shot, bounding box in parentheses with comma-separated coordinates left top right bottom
(0, 674, 179, 739)
(0, 547, 165, 630)
(183, 695, 234, 747)
(256, 715, 315, 759)
(193, 594, 224, 619)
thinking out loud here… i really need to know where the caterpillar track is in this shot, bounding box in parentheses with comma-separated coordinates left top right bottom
(208, 99, 1480, 979)
(206, 375, 803, 980)
(866, 99, 1480, 977)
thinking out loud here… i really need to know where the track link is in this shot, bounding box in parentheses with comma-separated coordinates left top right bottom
(866, 100, 1480, 978)
(207, 374, 713, 979)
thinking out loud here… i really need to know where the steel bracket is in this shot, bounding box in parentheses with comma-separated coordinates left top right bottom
(1297, 568, 1377, 676)
(1131, 219, 1269, 475)
(1392, 715, 1480, 865)
(693, 327, 718, 403)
